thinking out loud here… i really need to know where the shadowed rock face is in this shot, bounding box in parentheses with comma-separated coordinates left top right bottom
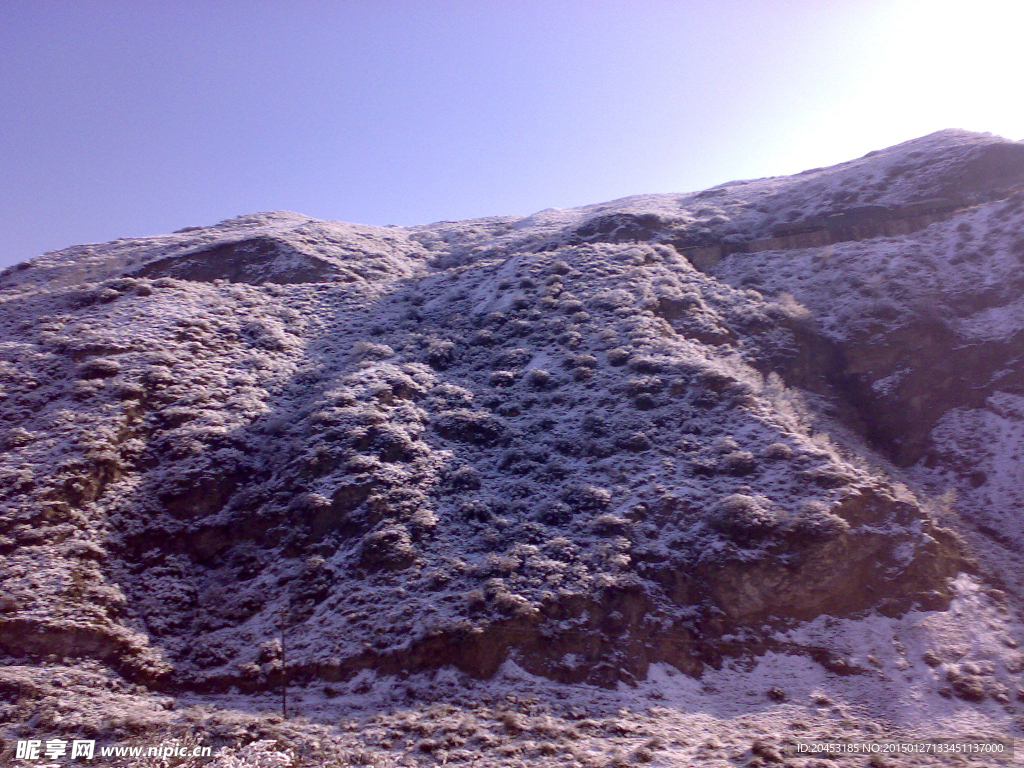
(933, 141, 1024, 197)
(828, 323, 1024, 466)
(6, 130, 1024, 697)
(135, 237, 343, 284)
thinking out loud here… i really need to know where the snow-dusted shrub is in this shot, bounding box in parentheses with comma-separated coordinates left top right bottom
(290, 555, 334, 606)
(360, 524, 416, 570)
(433, 409, 507, 445)
(141, 365, 176, 390)
(77, 357, 122, 379)
(713, 436, 741, 453)
(582, 439, 613, 458)
(351, 340, 394, 361)
(367, 423, 418, 462)
(241, 319, 289, 351)
(367, 486, 430, 523)
(617, 432, 651, 452)
(491, 588, 537, 618)
(489, 370, 517, 387)
(463, 589, 487, 611)
(606, 347, 631, 366)
(550, 433, 582, 456)
(634, 393, 657, 410)
(424, 339, 456, 370)
(407, 506, 438, 532)
(495, 347, 532, 368)
(763, 442, 794, 459)
(428, 382, 475, 407)
(719, 450, 756, 475)
(765, 292, 812, 322)
(484, 552, 522, 576)
(710, 494, 780, 544)
(627, 355, 667, 373)
(789, 500, 850, 541)
(471, 328, 495, 346)
(561, 483, 612, 511)
(2, 427, 33, 448)
(802, 463, 856, 489)
(459, 498, 491, 521)
(625, 376, 664, 395)
(155, 405, 203, 428)
(446, 465, 482, 490)
(590, 513, 630, 535)
(590, 289, 635, 310)
(505, 318, 532, 336)
(203, 740, 293, 768)
(525, 368, 552, 389)
(564, 353, 597, 370)
(654, 292, 702, 319)
(696, 369, 734, 392)
(559, 329, 583, 348)
(113, 381, 145, 399)
(944, 664, 987, 701)
(536, 499, 573, 524)
(62, 539, 107, 561)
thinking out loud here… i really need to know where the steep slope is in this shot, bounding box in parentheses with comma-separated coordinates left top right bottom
(2, 129, 1024, 765)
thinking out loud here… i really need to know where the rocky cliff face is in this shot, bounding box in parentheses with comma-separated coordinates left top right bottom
(2, 129, 1024, 765)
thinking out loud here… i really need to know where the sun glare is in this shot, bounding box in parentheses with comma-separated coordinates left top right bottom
(761, 0, 1023, 181)
(872, 0, 1024, 140)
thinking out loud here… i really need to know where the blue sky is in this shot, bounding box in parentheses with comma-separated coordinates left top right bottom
(2, 0, 1022, 268)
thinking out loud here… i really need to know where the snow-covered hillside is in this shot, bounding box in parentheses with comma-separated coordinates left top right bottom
(2, 129, 1024, 767)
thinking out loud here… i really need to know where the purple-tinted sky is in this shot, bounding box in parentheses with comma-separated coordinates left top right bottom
(2, 0, 1021, 267)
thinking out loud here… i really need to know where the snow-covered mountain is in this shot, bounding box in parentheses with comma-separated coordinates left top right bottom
(3, 129, 1024, 766)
